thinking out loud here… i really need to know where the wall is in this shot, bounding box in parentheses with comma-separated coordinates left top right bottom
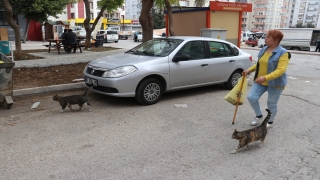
(210, 11, 239, 45)
(171, 11, 207, 36)
(0, 15, 27, 41)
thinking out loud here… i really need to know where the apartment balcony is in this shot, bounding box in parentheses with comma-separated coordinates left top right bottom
(242, 14, 247, 18)
(306, 19, 314, 23)
(255, 0, 268, 4)
(307, 8, 318, 11)
(255, 8, 267, 11)
(309, 2, 319, 5)
(281, 16, 288, 20)
(253, 15, 266, 18)
(242, 21, 247, 25)
(280, 23, 286, 26)
(252, 22, 265, 25)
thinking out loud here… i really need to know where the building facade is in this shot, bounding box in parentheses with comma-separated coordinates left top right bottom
(288, 0, 320, 28)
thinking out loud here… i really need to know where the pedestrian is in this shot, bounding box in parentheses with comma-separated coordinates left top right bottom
(65, 29, 77, 53)
(133, 31, 138, 42)
(242, 29, 291, 128)
(60, 29, 68, 52)
(315, 40, 320, 52)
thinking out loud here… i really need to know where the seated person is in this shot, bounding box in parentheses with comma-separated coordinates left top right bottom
(60, 29, 68, 52)
(65, 29, 77, 53)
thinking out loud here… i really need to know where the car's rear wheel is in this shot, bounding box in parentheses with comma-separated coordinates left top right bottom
(225, 70, 242, 90)
(135, 78, 163, 105)
(115, 41, 118, 43)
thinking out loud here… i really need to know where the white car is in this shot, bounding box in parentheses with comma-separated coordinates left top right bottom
(84, 36, 252, 105)
(99, 30, 119, 43)
(136, 32, 162, 42)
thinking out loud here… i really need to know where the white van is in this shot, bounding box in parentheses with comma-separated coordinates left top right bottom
(258, 29, 313, 51)
(99, 30, 119, 43)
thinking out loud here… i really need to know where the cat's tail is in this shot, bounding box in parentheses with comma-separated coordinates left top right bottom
(262, 109, 272, 126)
(83, 88, 90, 96)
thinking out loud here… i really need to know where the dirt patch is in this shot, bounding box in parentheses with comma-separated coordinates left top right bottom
(10, 46, 118, 90)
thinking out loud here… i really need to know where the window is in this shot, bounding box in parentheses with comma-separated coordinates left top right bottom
(0, 11, 19, 26)
(229, 44, 239, 56)
(208, 41, 234, 58)
(176, 41, 205, 60)
(90, 13, 93, 20)
(107, 31, 118, 34)
(90, 2, 93, 9)
(71, 3, 74, 8)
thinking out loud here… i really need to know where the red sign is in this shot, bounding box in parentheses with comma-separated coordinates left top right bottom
(210, 1, 252, 12)
(131, 20, 140, 25)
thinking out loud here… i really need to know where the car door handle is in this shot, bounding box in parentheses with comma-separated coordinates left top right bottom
(229, 60, 235, 62)
(201, 64, 208, 67)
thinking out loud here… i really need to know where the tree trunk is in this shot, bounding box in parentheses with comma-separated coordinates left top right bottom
(23, 19, 31, 43)
(139, 0, 154, 42)
(1, 0, 21, 60)
(164, 0, 175, 36)
(83, 0, 92, 49)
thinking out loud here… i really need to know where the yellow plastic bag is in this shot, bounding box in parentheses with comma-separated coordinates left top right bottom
(224, 76, 248, 105)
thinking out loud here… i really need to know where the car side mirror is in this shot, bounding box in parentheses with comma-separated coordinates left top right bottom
(172, 54, 190, 62)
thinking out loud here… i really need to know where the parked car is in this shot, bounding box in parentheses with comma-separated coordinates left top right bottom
(136, 32, 162, 42)
(245, 37, 258, 47)
(83, 36, 252, 105)
(77, 29, 86, 39)
(99, 30, 119, 43)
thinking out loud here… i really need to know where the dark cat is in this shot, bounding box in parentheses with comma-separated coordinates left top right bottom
(53, 88, 91, 112)
(231, 109, 272, 154)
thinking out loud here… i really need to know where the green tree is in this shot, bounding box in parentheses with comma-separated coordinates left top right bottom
(295, 23, 305, 28)
(0, 0, 72, 59)
(151, 8, 165, 29)
(80, 0, 123, 48)
(154, 0, 179, 36)
(306, 23, 315, 28)
(194, 0, 208, 7)
(0, 0, 21, 59)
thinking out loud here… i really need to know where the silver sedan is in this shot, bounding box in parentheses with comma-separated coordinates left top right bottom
(83, 36, 253, 105)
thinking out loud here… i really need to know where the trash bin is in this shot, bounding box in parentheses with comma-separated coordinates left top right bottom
(0, 52, 15, 109)
(0, 41, 10, 54)
(95, 35, 104, 47)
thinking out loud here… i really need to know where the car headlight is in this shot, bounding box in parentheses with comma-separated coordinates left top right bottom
(102, 66, 138, 78)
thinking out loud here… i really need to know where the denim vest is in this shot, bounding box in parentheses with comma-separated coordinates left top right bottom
(254, 45, 288, 87)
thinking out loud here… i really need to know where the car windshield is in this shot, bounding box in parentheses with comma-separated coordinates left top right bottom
(107, 31, 118, 34)
(126, 38, 183, 57)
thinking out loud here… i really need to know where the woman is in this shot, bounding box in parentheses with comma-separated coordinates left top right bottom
(242, 29, 291, 128)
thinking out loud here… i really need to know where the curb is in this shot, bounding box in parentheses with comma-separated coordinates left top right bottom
(13, 82, 86, 97)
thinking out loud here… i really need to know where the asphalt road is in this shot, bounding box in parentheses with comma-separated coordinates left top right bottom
(1, 40, 320, 179)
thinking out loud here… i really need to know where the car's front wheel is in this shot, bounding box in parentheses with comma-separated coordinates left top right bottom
(225, 70, 242, 90)
(135, 78, 163, 105)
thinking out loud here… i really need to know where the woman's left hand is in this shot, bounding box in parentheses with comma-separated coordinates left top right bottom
(255, 76, 266, 84)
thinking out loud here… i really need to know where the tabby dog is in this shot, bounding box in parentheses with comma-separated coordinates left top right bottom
(231, 109, 272, 154)
(53, 89, 91, 112)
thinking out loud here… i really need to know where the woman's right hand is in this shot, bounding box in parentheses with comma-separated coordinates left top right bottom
(242, 70, 250, 76)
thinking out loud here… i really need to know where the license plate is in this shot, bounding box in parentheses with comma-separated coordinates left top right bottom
(85, 77, 98, 86)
